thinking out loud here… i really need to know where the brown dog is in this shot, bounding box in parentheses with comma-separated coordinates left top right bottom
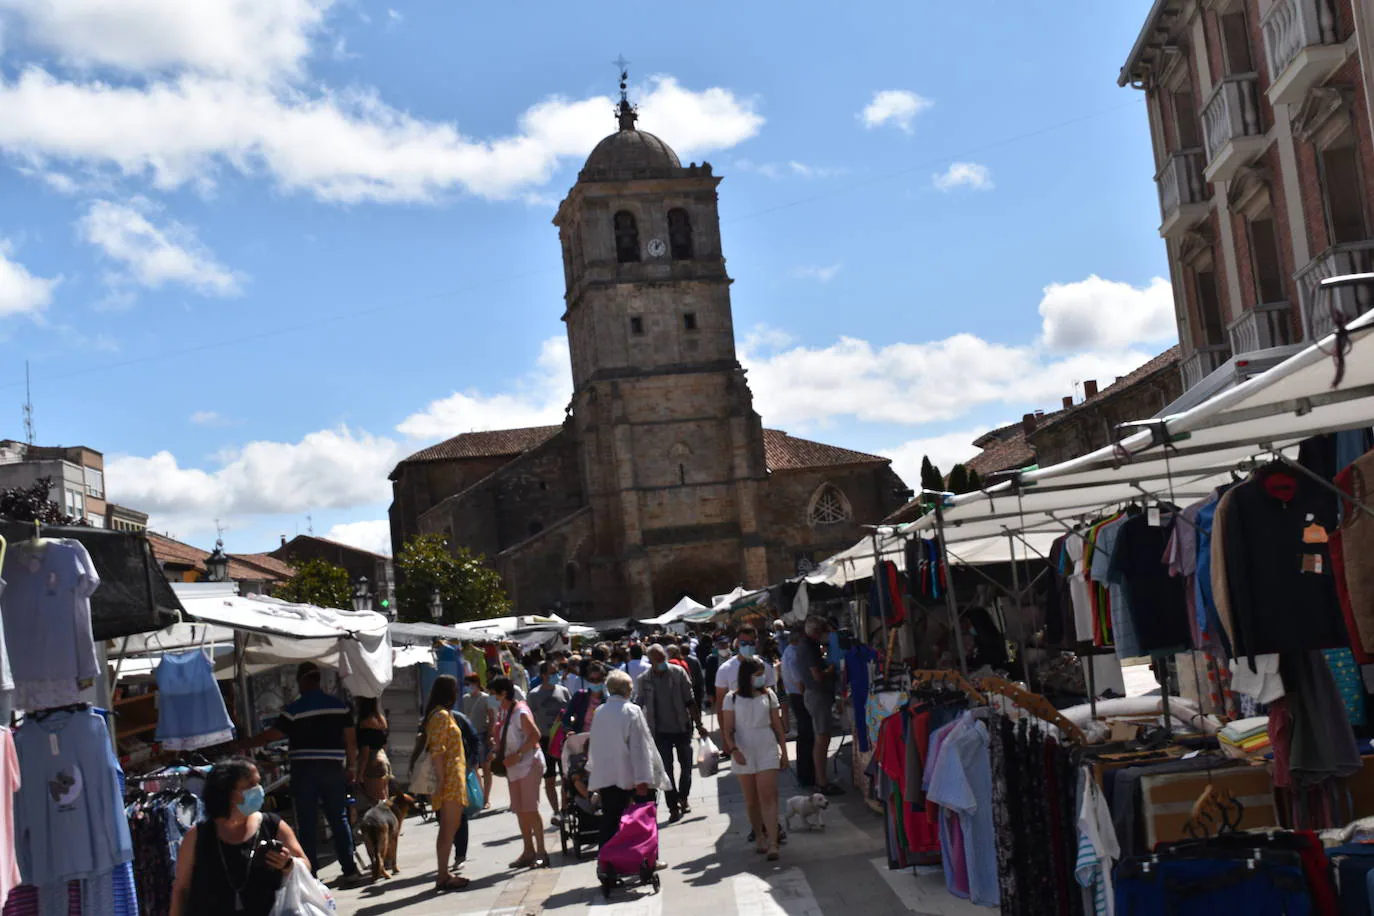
(358, 793, 416, 880)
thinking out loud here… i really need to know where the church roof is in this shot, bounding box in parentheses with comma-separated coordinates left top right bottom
(580, 128, 682, 182)
(398, 425, 562, 465)
(762, 429, 890, 472)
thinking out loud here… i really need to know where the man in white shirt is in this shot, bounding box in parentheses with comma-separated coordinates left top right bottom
(713, 625, 776, 712)
(625, 644, 651, 686)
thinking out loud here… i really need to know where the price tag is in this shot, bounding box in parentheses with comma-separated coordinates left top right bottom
(1147, 506, 1161, 527)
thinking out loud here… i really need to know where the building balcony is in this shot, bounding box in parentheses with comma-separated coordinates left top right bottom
(1156, 148, 1209, 238)
(1296, 241, 1374, 341)
(1262, 0, 1345, 106)
(1202, 74, 1267, 182)
(1181, 344, 1232, 389)
(1227, 301, 1295, 355)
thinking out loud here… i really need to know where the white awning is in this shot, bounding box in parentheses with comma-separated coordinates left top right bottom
(637, 596, 708, 627)
(822, 306, 1374, 584)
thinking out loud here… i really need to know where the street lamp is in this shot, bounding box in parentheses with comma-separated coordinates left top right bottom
(352, 576, 372, 613)
(429, 588, 443, 622)
(205, 539, 230, 583)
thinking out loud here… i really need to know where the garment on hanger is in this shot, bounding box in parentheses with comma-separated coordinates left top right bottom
(1075, 769, 1117, 916)
(153, 650, 234, 751)
(1106, 512, 1191, 653)
(926, 712, 998, 907)
(1333, 451, 1374, 658)
(0, 540, 100, 711)
(0, 729, 19, 910)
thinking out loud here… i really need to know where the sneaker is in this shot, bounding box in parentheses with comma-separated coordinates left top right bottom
(333, 873, 368, 889)
(668, 809, 684, 824)
(817, 783, 844, 797)
(550, 814, 563, 827)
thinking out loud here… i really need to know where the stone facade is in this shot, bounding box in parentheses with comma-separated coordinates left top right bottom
(390, 106, 908, 619)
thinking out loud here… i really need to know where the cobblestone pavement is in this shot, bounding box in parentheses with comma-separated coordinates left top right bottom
(323, 738, 988, 916)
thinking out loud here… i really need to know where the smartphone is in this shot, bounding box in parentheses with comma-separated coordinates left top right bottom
(259, 839, 285, 855)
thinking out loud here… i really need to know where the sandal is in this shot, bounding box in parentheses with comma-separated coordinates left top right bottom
(509, 854, 536, 869)
(435, 875, 470, 891)
(767, 846, 780, 861)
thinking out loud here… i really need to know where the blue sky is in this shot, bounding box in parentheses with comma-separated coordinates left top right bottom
(0, 0, 1176, 556)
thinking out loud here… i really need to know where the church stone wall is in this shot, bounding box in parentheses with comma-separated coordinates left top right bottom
(761, 466, 910, 581)
(389, 455, 512, 555)
(495, 508, 594, 618)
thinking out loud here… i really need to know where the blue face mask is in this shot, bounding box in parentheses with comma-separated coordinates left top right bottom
(655, 662, 669, 673)
(547, 674, 561, 686)
(739, 645, 756, 658)
(752, 675, 766, 688)
(237, 784, 265, 817)
(589, 682, 606, 694)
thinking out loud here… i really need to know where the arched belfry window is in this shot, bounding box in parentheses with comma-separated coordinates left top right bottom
(667, 208, 693, 260)
(614, 210, 640, 263)
(808, 484, 852, 526)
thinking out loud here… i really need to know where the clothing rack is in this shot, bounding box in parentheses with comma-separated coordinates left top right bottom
(910, 668, 985, 703)
(974, 675, 1087, 745)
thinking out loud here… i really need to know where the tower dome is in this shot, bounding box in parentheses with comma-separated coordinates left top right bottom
(578, 89, 682, 182)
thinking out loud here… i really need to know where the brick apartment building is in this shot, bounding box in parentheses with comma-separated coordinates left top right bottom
(1120, 0, 1374, 402)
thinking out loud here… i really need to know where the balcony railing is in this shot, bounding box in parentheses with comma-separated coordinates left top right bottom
(1156, 148, 1208, 236)
(1227, 301, 1294, 355)
(1261, 0, 1343, 105)
(1296, 241, 1374, 341)
(1181, 345, 1232, 389)
(1202, 74, 1264, 180)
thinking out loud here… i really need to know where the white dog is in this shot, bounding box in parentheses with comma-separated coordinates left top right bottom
(784, 793, 829, 831)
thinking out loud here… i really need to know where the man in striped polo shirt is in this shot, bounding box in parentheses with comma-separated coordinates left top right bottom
(248, 662, 362, 884)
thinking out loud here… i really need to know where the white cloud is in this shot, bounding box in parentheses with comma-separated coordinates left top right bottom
(397, 336, 572, 440)
(735, 159, 839, 180)
(792, 263, 842, 283)
(106, 426, 401, 532)
(386, 9, 402, 24)
(190, 410, 229, 426)
(0, 70, 762, 204)
(882, 425, 996, 486)
(933, 162, 993, 192)
(324, 519, 392, 555)
(860, 89, 932, 133)
(0, 0, 333, 81)
(1038, 275, 1177, 351)
(78, 199, 242, 296)
(0, 240, 57, 317)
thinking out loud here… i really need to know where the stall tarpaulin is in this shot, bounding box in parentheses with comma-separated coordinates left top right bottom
(173, 583, 393, 697)
(637, 596, 708, 627)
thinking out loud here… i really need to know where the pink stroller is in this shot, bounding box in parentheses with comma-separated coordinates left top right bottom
(596, 800, 661, 897)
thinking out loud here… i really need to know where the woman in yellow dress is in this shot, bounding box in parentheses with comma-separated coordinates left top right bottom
(418, 675, 469, 891)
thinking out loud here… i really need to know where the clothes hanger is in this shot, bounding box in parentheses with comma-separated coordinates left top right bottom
(975, 675, 1086, 745)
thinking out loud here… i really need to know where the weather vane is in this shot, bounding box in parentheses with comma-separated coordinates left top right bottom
(612, 54, 636, 130)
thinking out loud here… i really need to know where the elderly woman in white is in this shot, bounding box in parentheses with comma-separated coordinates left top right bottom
(587, 669, 670, 855)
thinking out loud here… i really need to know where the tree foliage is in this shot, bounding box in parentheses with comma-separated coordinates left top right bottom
(396, 533, 510, 624)
(919, 456, 945, 493)
(0, 477, 83, 526)
(274, 558, 352, 609)
(966, 468, 983, 492)
(947, 464, 970, 495)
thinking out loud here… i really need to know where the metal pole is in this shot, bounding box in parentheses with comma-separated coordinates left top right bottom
(234, 631, 254, 736)
(869, 529, 891, 675)
(1005, 533, 1037, 693)
(932, 496, 969, 675)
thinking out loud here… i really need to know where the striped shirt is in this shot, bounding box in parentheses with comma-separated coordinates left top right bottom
(274, 690, 352, 764)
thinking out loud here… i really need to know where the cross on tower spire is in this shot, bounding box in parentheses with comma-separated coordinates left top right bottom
(613, 55, 637, 131)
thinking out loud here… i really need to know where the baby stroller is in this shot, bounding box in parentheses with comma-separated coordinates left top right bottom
(557, 732, 601, 859)
(597, 799, 660, 897)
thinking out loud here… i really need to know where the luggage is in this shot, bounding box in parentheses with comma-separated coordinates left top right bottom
(596, 800, 661, 897)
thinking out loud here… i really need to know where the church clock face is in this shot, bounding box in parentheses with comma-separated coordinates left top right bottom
(646, 238, 667, 258)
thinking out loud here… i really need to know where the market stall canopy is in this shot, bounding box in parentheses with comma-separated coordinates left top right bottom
(637, 596, 708, 627)
(172, 582, 393, 697)
(388, 621, 486, 644)
(821, 302, 1374, 586)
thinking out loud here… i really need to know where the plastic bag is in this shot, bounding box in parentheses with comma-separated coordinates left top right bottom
(696, 735, 719, 778)
(464, 768, 485, 817)
(270, 859, 336, 915)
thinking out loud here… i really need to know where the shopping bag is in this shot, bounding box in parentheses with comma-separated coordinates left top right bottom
(696, 735, 719, 778)
(269, 859, 336, 915)
(464, 768, 485, 818)
(409, 748, 439, 795)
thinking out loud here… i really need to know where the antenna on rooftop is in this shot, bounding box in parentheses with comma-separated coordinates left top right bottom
(306, 513, 314, 536)
(23, 361, 34, 445)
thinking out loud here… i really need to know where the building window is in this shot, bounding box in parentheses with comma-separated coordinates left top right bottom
(667, 208, 693, 260)
(1249, 217, 1286, 303)
(1220, 10, 1254, 75)
(683, 312, 698, 331)
(1172, 89, 1201, 149)
(614, 210, 640, 263)
(88, 515, 106, 529)
(630, 316, 645, 335)
(84, 468, 104, 499)
(64, 488, 84, 519)
(1319, 141, 1368, 244)
(1195, 269, 1227, 347)
(808, 484, 851, 526)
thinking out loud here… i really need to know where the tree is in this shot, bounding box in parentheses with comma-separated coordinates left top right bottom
(966, 468, 983, 492)
(0, 477, 83, 526)
(919, 456, 945, 493)
(274, 558, 352, 609)
(947, 464, 970, 495)
(396, 533, 511, 624)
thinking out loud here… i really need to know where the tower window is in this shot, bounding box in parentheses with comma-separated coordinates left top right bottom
(683, 312, 698, 331)
(668, 208, 693, 260)
(808, 484, 852, 526)
(614, 210, 640, 263)
(630, 316, 644, 335)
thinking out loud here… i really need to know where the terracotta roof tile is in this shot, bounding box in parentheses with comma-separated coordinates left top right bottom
(763, 429, 890, 472)
(147, 533, 295, 582)
(1030, 346, 1181, 438)
(964, 429, 1037, 477)
(398, 426, 562, 466)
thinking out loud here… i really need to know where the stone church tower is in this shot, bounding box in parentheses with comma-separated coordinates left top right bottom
(552, 91, 771, 613)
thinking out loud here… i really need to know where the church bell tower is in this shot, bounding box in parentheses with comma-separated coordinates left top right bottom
(552, 66, 770, 616)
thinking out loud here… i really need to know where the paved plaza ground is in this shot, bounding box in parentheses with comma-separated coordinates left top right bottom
(323, 737, 988, 916)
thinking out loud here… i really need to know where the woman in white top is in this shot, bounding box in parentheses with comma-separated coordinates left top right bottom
(721, 655, 789, 860)
(489, 676, 548, 869)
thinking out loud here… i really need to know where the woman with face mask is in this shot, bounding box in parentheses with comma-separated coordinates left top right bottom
(720, 655, 789, 860)
(561, 661, 609, 737)
(170, 757, 307, 916)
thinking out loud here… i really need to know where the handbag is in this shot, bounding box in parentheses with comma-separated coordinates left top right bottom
(464, 768, 484, 817)
(490, 704, 516, 778)
(269, 858, 336, 915)
(409, 714, 440, 795)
